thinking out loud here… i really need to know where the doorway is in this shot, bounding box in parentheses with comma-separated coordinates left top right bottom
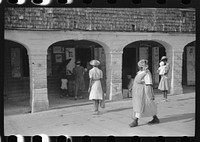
(122, 48, 137, 89)
(75, 47, 92, 91)
(75, 48, 92, 68)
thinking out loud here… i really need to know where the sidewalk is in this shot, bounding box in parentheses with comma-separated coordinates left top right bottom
(4, 91, 195, 136)
(4, 87, 195, 116)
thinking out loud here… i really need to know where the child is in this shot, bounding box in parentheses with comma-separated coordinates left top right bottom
(158, 61, 166, 76)
(157, 61, 169, 102)
(60, 74, 68, 98)
(127, 75, 134, 98)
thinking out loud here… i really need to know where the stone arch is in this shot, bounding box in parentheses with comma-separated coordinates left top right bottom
(182, 41, 195, 86)
(4, 39, 31, 114)
(46, 39, 108, 102)
(122, 40, 168, 97)
(4, 39, 30, 55)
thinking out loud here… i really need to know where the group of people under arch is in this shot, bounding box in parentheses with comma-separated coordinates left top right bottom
(60, 56, 170, 127)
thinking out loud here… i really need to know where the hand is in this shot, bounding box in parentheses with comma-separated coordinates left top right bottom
(88, 87, 91, 93)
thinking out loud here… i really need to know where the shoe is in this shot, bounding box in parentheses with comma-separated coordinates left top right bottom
(129, 120, 138, 127)
(161, 99, 166, 102)
(93, 111, 99, 115)
(74, 96, 77, 100)
(148, 117, 160, 125)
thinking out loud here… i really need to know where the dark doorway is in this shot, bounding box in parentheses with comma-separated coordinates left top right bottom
(75, 48, 92, 68)
(122, 48, 137, 89)
(182, 42, 195, 86)
(122, 41, 166, 92)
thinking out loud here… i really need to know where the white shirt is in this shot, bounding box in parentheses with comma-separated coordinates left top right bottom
(61, 79, 68, 89)
(89, 67, 103, 80)
(138, 70, 153, 85)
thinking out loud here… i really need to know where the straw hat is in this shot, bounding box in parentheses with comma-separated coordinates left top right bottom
(161, 56, 167, 61)
(90, 60, 100, 66)
(138, 59, 148, 68)
(76, 60, 81, 65)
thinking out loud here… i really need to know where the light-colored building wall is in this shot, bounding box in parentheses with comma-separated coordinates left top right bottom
(5, 30, 195, 112)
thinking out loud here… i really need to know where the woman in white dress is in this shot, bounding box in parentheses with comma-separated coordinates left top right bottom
(157, 56, 170, 102)
(129, 59, 159, 127)
(88, 60, 104, 115)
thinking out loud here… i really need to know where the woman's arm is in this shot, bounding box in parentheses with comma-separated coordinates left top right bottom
(88, 78, 92, 93)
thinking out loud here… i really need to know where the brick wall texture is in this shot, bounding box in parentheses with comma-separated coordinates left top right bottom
(5, 8, 195, 33)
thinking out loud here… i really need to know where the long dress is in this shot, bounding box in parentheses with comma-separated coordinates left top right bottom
(132, 70, 157, 118)
(89, 67, 103, 100)
(158, 63, 170, 91)
(73, 65, 85, 91)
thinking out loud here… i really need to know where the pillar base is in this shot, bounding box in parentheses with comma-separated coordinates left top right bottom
(170, 86, 183, 95)
(31, 88, 49, 113)
(110, 92, 123, 100)
(31, 100, 49, 113)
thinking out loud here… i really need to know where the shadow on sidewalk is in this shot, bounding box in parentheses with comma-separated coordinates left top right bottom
(159, 113, 195, 123)
(176, 97, 195, 101)
(106, 107, 132, 113)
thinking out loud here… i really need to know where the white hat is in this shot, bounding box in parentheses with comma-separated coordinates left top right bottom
(76, 60, 81, 64)
(90, 60, 100, 66)
(161, 56, 167, 61)
(138, 59, 148, 68)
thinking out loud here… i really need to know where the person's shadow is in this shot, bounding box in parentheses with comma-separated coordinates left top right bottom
(137, 113, 195, 127)
(159, 113, 195, 123)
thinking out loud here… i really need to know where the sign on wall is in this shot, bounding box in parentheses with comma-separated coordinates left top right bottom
(139, 47, 149, 60)
(55, 54, 62, 63)
(53, 46, 64, 53)
(187, 46, 195, 85)
(47, 48, 52, 76)
(152, 47, 160, 86)
(11, 48, 21, 78)
(65, 48, 75, 71)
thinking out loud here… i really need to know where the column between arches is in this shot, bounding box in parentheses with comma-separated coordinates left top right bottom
(29, 52, 49, 113)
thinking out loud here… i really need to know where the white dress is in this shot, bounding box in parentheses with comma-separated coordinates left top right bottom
(89, 67, 103, 100)
(132, 70, 157, 118)
(61, 79, 68, 90)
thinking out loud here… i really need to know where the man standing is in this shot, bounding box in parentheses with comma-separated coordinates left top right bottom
(73, 60, 85, 100)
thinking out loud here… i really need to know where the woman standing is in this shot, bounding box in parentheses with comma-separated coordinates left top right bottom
(158, 56, 170, 102)
(88, 60, 104, 115)
(129, 59, 159, 127)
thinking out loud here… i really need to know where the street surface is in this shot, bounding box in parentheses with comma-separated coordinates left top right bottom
(4, 92, 195, 136)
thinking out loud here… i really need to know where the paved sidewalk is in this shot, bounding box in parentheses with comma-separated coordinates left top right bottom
(4, 92, 195, 136)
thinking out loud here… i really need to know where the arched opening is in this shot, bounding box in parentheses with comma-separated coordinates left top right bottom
(122, 40, 166, 98)
(4, 40, 30, 115)
(47, 40, 106, 108)
(182, 41, 195, 89)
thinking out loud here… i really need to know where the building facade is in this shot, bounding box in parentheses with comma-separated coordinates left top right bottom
(4, 8, 195, 112)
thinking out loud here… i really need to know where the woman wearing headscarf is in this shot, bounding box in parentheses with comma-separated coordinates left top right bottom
(129, 59, 160, 127)
(88, 60, 104, 115)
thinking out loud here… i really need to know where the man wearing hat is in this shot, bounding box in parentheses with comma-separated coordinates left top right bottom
(73, 60, 85, 100)
(88, 60, 105, 115)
